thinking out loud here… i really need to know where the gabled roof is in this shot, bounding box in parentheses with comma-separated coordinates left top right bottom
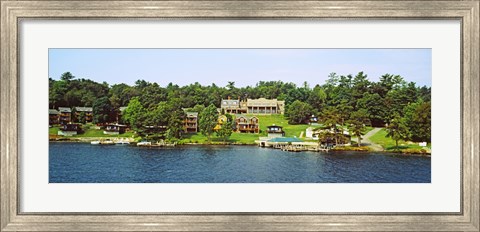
(247, 98, 279, 107)
(58, 107, 71, 113)
(221, 99, 240, 107)
(49, 109, 59, 115)
(74, 106, 93, 112)
(186, 112, 198, 117)
(235, 115, 260, 121)
(106, 123, 127, 127)
(267, 124, 283, 128)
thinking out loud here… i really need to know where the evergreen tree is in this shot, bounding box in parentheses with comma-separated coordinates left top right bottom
(60, 72, 75, 81)
(70, 107, 77, 123)
(167, 109, 186, 139)
(348, 109, 370, 146)
(403, 100, 431, 142)
(92, 97, 113, 124)
(386, 113, 409, 150)
(49, 71, 431, 143)
(78, 111, 86, 124)
(322, 106, 342, 145)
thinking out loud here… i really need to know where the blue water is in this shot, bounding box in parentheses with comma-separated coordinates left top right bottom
(49, 142, 431, 183)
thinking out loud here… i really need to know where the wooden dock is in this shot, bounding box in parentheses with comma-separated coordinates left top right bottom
(137, 141, 177, 147)
(273, 143, 329, 152)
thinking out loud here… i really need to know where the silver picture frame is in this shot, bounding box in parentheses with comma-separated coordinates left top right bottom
(1, 1, 479, 231)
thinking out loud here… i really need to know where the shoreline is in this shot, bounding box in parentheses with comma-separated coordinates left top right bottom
(49, 138, 431, 156)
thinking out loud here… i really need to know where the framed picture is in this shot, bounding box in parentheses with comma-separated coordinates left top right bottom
(1, 0, 479, 231)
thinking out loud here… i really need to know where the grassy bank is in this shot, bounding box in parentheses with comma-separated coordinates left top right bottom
(332, 146, 372, 152)
(349, 126, 374, 143)
(180, 133, 258, 144)
(368, 128, 431, 154)
(179, 114, 310, 144)
(49, 122, 431, 155)
(49, 125, 135, 138)
(253, 114, 310, 138)
(49, 115, 310, 144)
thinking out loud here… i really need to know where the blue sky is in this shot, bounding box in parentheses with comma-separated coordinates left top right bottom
(49, 49, 431, 87)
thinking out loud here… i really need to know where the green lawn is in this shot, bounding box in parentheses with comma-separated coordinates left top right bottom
(50, 115, 315, 144)
(350, 126, 375, 143)
(49, 126, 60, 135)
(180, 114, 310, 144)
(365, 126, 374, 133)
(368, 128, 431, 151)
(252, 114, 310, 138)
(181, 132, 259, 144)
(76, 129, 135, 138)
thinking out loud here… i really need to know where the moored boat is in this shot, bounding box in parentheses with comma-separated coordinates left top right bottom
(100, 139, 115, 145)
(115, 139, 130, 145)
(90, 140, 100, 145)
(137, 141, 152, 146)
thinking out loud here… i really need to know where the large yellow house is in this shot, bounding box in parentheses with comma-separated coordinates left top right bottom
(214, 115, 228, 131)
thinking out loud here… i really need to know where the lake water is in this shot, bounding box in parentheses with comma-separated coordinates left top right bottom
(49, 142, 431, 183)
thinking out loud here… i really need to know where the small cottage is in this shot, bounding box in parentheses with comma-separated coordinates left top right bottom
(104, 124, 127, 135)
(58, 123, 81, 136)
(267, 124, 285, 138)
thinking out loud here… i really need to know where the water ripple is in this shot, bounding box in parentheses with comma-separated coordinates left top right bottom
(49, 143, 431, 183)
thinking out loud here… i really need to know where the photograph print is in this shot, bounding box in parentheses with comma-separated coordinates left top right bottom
(48, 48, 431, 183)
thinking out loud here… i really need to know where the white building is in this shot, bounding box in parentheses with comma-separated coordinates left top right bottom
(305, 127, 318, 140)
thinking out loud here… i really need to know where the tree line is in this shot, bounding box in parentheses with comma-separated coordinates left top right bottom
(50, 71, 431, 143)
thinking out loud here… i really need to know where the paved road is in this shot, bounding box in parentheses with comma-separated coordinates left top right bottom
(362, 127, 384, 151)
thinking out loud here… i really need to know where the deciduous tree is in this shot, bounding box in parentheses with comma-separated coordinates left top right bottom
(122, 97, 145, 131)
(286, 100, 314, 124)
(216, 114, 234, 142)
(199, 104, 219, 143)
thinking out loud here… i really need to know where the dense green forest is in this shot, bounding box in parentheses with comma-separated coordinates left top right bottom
(50, 71, 431, 143)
